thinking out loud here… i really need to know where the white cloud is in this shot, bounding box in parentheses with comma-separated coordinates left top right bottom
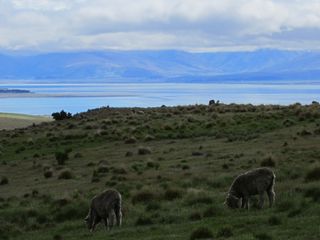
(1, 0, 320, 52)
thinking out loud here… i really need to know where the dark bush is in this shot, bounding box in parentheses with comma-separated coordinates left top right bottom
(91, 170, 100, 183)
(74, 152, 83, 158)
(0, 176, 9, 185)
(190, 227, 213, 240)
(164, 189, 182, 201)
(125, 151, 133, 157)
(260, 156, 276, 167)
(182, 165, 190, 170)
(222, 163, 229, 169)
(192, 151, 203, 156)
(55, 151, 69, 165)
(57, 169, 74, 180)
(113, 167, 127, 175)
(125, 137, 137, 144)
(53, 235, 63, 240)
(97, 164, 109, 173)
(189, 212, 202, 221)
(144, 134, 155, 141)
(305, 167, 320, 182)
(44, 170, 53, 178)
(138, 147, 152, 155)
(51, 110, 72, 121)
(146, 161, 159, 169)
(268, 216, 282, 226)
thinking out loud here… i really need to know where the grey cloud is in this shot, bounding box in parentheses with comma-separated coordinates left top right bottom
(1, 0, 320, 51)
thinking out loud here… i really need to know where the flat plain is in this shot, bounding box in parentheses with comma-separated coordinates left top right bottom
(0, 113, 52, 130)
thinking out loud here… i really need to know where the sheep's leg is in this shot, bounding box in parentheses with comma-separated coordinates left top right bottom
(241, 198, 246, 208)
(114, 205, 122, 226)
(90, 215, 100, 232)
(243, 197, 249, 210)
(109, 211, 115, 230)
(258, 192, 265, 209)
(104, 217, 109, 231)
(267, 190, 275, 207)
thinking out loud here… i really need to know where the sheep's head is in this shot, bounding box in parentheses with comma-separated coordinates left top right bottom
(225, 194, 241, 209)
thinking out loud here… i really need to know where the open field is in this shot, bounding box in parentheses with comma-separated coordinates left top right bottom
(0, 113, 52, 130)
(0, 103, 320, 240)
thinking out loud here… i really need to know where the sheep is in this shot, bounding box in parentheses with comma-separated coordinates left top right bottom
(84, 189, 122, 232)
(225, 167, 275, 209)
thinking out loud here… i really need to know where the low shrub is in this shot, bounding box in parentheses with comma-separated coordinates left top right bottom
(57, 169, 74, 180)
(276, 199, 295, 212)
(189, 212, 202, 221)
(145, 202, 161, 211)
(144, 134, 155, 141)
(260, 156, 276, 167)
(190, 227, 213, 240)
(132, 190, 155, 204)
(305, 167, 320, 182)
(74, 152, 83, 158)
(53, 235, 63, 240)
(217, 226, 233, 238)
(138, 147, 152, 155)
(146, 161, 159, 169)
(0, 176, 9, 185)
(44, 169, 53, 179)
(203, 206, 223, 218)
(164, 189, 182, 201)
(125, 137, 137, 144)
(97, 164, 109, 173)
(268, 216, 282, 226)
(113, 167, 127, 175)
(255, 233, 272, 240)
(125, 151, 133, 157)
(55, 151, 69, 165)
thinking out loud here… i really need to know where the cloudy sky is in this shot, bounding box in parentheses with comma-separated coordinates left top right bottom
(1, 0, 320, 52)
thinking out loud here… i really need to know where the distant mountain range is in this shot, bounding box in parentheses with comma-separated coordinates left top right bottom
(1, 49, 320, 82)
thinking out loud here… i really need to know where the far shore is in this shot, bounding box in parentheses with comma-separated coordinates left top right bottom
(0, 93, 138, 98)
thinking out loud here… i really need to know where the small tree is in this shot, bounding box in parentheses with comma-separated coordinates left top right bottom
(52, 110, 72, 121)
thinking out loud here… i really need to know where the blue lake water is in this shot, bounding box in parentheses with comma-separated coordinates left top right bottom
(1, 82, 320, 115)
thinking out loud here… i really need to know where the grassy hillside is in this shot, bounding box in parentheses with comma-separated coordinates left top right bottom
(0, 113, 52, 130)
(0, 103, 319, 240)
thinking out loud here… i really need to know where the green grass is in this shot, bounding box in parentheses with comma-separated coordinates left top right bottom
(0, 103, 320, 239)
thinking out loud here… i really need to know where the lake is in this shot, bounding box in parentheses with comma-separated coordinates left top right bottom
(1, 82, 320, 115)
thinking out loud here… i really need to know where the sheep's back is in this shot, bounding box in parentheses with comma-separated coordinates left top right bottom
(231, 168, 274, 196)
